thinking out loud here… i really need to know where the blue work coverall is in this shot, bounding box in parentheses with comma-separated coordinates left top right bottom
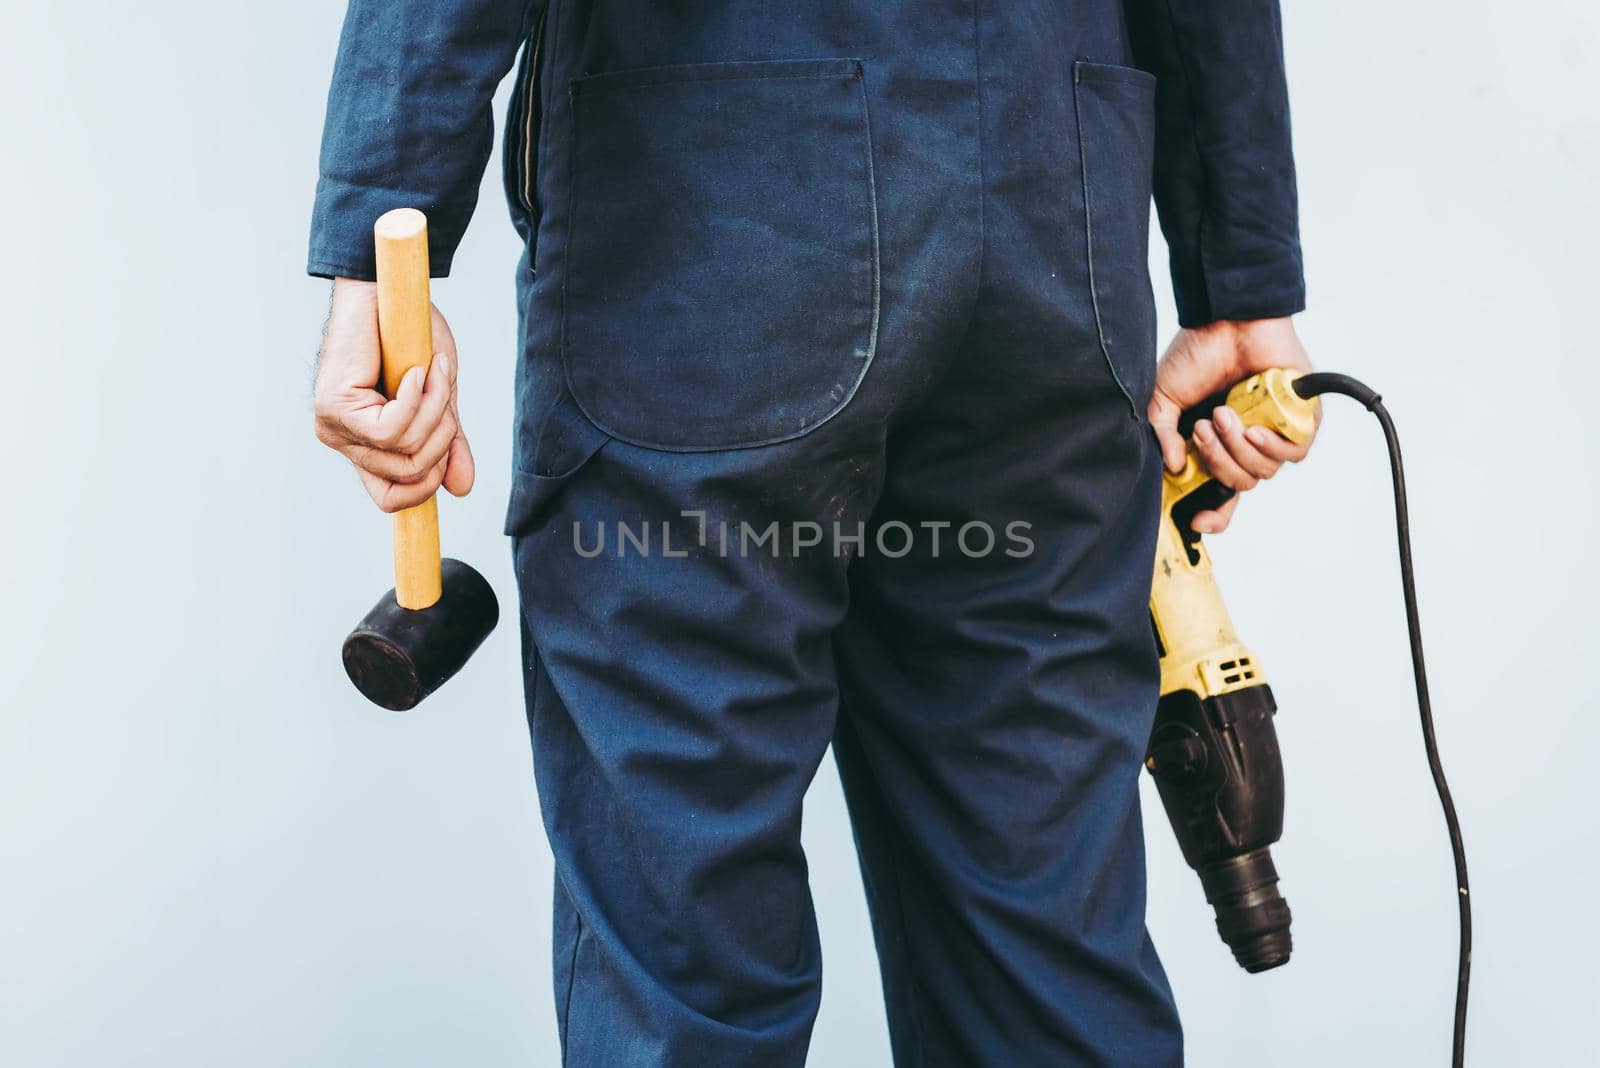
(310, 2, 1304, 1064)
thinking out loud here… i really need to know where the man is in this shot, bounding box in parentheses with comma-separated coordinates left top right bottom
(310, 1, 1314, 1064)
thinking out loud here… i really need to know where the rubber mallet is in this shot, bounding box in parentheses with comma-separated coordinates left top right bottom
(340, 208, 498, 710)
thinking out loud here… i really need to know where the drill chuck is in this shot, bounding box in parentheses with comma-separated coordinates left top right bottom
(1199, 849, 1292, 972)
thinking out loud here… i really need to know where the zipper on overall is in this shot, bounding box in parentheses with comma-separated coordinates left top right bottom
(517, 7, 548, 216)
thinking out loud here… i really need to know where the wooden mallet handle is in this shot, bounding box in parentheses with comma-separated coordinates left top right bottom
(374, 209, 441, 610)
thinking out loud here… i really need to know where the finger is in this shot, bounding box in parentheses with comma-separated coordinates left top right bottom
(430, 303, 459, 361)
(315, 383, 387, 447)
(339, 380, 459, 484)
(441, 431, 476, 497)
(391, 351, 454, 454)
(339, 365, 425, 449)
(344, 442, 423, 483)
(399, 405, 461, 484)
(1212, 407, 1283, 481)
(376, 464, 446, 514)
(1245, 425, 1311, 463)
(354, 466, 394, 509)
(341, 408, 453, 483)
(1191, 418, 1258, 492)
(359, 405, 458, 486)
(1192, 496, 1240, 534)
(1147, 389, 1188, 473)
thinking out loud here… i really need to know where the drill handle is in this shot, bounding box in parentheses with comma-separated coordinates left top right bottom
(1175, 385, 1235, 440)
(1165, 369, 1320, 522)
(1176, 368, 1319, 451)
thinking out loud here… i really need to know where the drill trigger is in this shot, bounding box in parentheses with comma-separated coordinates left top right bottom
(1171, 479, 1237, 560)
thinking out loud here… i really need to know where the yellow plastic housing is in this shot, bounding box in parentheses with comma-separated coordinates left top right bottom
(1152, 369, 1319, 699)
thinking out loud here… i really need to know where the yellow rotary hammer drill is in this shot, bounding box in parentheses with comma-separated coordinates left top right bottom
(1145, 368, 1319, 973)
(1143, 367, 1472, 1065)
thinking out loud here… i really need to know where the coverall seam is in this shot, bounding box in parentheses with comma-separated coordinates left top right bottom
(885, 0, 985, 464)
(843, 715, 933, 1068)
(559, 910, 583, 1066)
(312, 173, 477, 199)
(572, 68, 864, 93)
(539, 0, 568, 217)
(1159, 0, 1217, 321)
(969, 0, 986, 332)
(1071, 66, 1141, 420)
(535, 644, 584, 1068)
(307, 254, 456, 281)
(511, 0, 540, 60)
(884, 820, 933, 1067)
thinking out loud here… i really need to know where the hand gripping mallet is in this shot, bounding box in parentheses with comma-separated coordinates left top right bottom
(340, 208, 498, 710)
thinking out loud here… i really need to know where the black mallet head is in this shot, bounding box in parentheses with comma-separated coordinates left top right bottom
(341, 558, 499, 711)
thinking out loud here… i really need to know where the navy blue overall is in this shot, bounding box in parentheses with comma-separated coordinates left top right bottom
(311, 3, 1304, 1064)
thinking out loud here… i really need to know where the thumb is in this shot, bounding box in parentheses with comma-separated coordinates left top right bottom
(441, 431, 475, 497)
(1147, 388, 1188, 473)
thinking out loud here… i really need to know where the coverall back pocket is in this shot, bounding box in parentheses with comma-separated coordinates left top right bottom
(1073, 61, 1159, 414)
(563, 58, 880, 452)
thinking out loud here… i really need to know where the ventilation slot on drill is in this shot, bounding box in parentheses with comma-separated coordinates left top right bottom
(1219, 658, 1257, 686)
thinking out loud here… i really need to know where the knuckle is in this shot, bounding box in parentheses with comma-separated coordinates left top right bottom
(386, 486, 424, 512)
(407, 411, 443, 442)
(358, 458, 394, 482)
(428, 425, 455, 457)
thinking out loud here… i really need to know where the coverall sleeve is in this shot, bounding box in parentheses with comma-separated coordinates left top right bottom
(1123, 1, 1306, 327)
(307, 0, 539, 280)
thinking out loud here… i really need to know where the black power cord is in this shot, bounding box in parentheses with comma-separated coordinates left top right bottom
(1293, 372, 1472, 1068)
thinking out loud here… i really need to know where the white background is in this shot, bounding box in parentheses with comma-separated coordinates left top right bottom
(4, 3, 1597, 1065)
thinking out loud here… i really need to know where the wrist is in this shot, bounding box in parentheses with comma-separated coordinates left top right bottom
(1194, 316, 1293, 337)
